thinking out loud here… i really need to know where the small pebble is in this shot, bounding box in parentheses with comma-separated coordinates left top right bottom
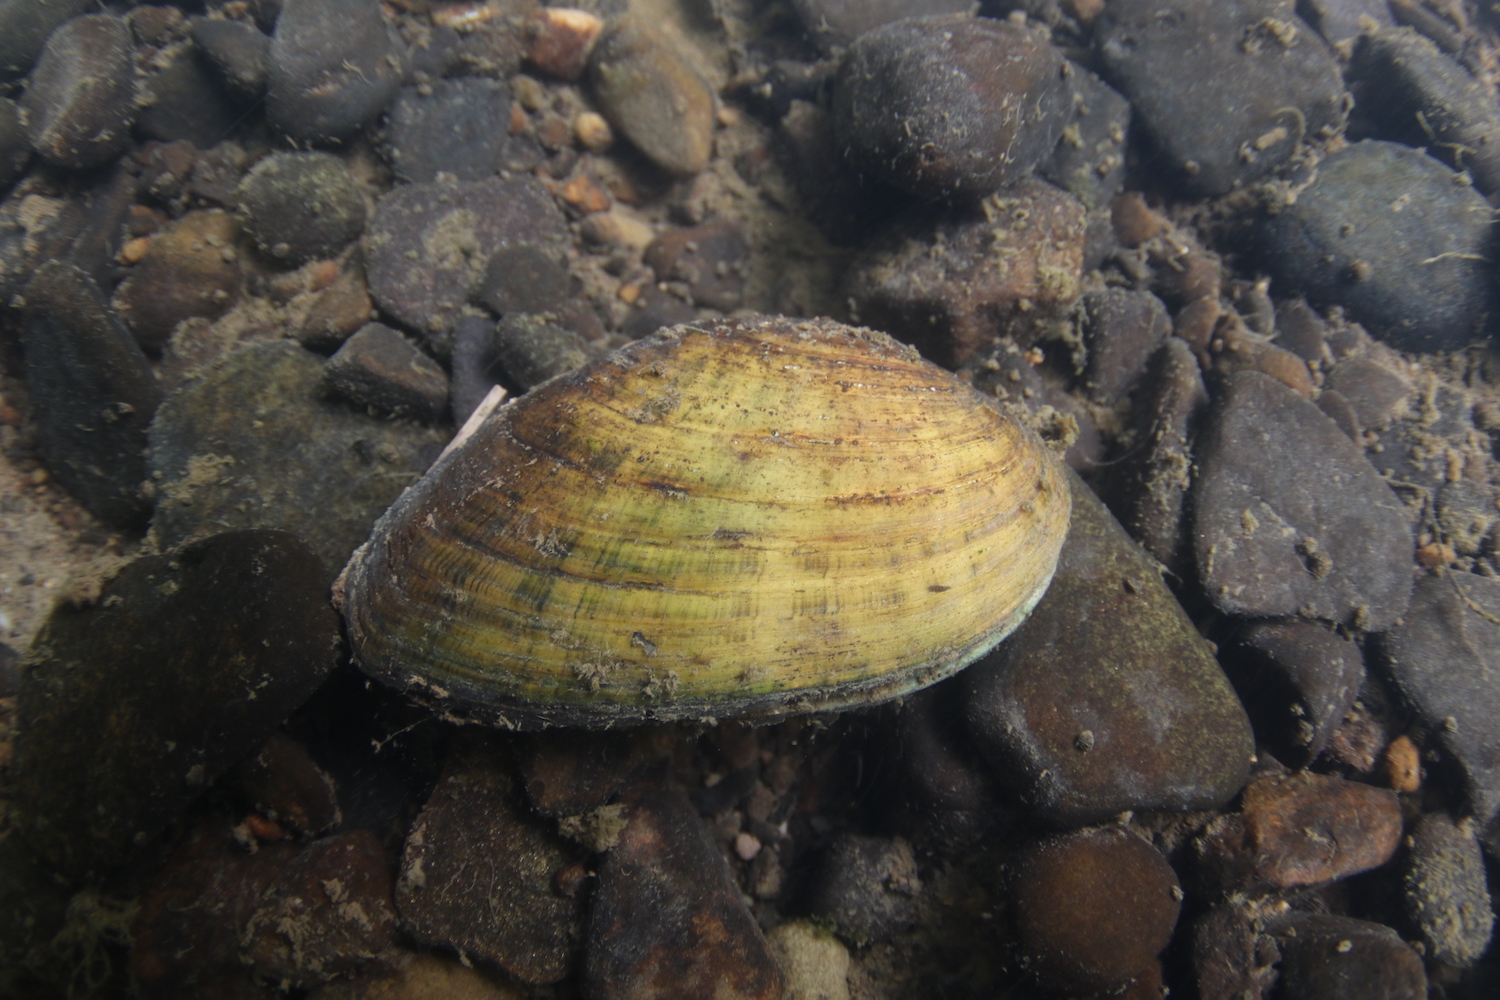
(308, 952, 526, 1000)
(832, 15, 1072, 200)
(643, 219, 748, 311)
(326, 323, 449, 422)
(1402, 812, 1494, 966)
(1011, 826, 1181, 995)
(230, 732, 341, 837)
(764, 921, 849, 1000)
(298, 268, 376, 352)
(235, 151, 367, 266)
(113, 209, 242, 353)
(1229, 619, 1364, 767)
(1323, 353, 1412, 433)
(20, 14, 137, 170)
(493, 311, 595, 390)
(588, 16, 715, 177)
(1260, 141, 1495, 352)
(475, 245, 573, 316)
(1079, 287, 1169, 404)
(525, 7, 603, 81)
(268, 0, 406, 145)
(190, 16, 271, 99)
(0, 97, 28, 193)
(574, 111, 614, 152)
(807, 834, 920, 947)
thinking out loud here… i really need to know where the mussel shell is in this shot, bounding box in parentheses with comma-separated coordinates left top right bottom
(338, 316, 1069, 728)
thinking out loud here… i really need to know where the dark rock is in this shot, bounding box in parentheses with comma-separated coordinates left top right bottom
(790, 0, 972, 51)
(137, 138, 199, 206)
(1324, 353, 1412, 433)
(1376, 573, 1500, 832)
(0, 162, 134, 296)
(326, 323, 449, 422)
(147, 341, 448, 586)
(585, 781, 784, 1000)
(963, 471, 1254, 827)
(235, 151, 367, 266)
(1267, 913, 1427, 1000)
(131, 819, 300, 999)
(0, 0, 90, 81)
(448, 315, 504, 425)
(112, 209, 242, 353)
(808, 834, 920, 947)
(1212, 322, 1316, 399)
(191, 16, 271, 99)
(1302, 0, 1393, 45)
(1192, 903, 1278, 1000)
(493, 312, 594, 391)
(384, 78, 532, 183)
(775, 98, 909, 247)
(1079, 288, 1170, 404)
(364, 175, 568, 346)
(0, 98, 31, 193)
(20, 14, 137, 170)
(1011, 826, 1181, 995)
(242, 831, 399, 988)
(846, 179, 1086, 367)
(1228, 619, 1364, 766)
(1097, 0, 1347, 196)
(396, 732, 584, 984)
(186, 140, 253, 207)
(588, 16, 715, 177)
(619, 285, 697, 340)
(1191, 371, 1414, 629)
(1361, 377, 1483, 495)
(230, 731, 342, 836)
(136, 44, 245, 150)
(1317, 389, 1361, 442)
(1403, 812, 1494, 966)
(1351, 28, 1500, 196)
(474, 245, 572, 316)
(1273, 297, 1328, 362)
(1108, 337, 1207, 574)
(20, 260, 162, 529)
(0, 836, 77, 999)
(888, 681, 1002, 852)
(12, 530, 340, 880)
(832, 15, 1072, 200)
(1041, 66, 1130, 212)
(1260, 141, 1495, 352)
(268, 0, 406, 145)
(1197, 771, 1402, 892)
(518, 728, 666, 819)
(643, 220, 747, 311)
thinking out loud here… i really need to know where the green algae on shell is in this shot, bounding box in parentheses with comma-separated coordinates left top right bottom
(336, 315, 1070, 728)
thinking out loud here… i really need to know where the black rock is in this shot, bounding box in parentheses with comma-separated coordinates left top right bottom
(136, 45, 245, 150)
(808, 834, 921, 947)
(190, 16, 271, 99)
(267, 0, 405, 145)
(1260, 141, 1495, 352)
(1107, 337, 1207, 575)
(234, 151, 367, 265)
(474, 244, 572, 317)
(493, 312, 593, 391)
(448, 314, 503, 425)
(147, 341, 448, 586)
(1228, 619, 1364, 766)
(0, 98, 30, 194)
(1403, 812, 1494, 966)
(325, 322, 449, 422)
(887, 681, 1003, 852)
(1191, 371, 1414, 629)
(364, 175, 568, 347)
(1040, 66, 1130, 212)
(0, 0, 89, 81)
(230, 732, 342, 837)
(790, 0, 972, 51)
(1350, 28, 1500, 197)
(396, 732, 585, 984)
(0, 163, 135, 298)
(384, 78, 529, 184)
(586, 780, 784, 1000)
(832, 15, 1073, 200)
(20, 14, 137, 170)
(963, 471, 1254, 827)
(1079, 287, 1170, 404)
(1267, 913, 1427, 1000)
(1097, 0, 1347, 196)
(20, 261, 162, 529)
(1376, 574, 1500, 835)
(11, 530, 340, 880)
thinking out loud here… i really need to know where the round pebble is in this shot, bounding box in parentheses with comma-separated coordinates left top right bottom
(268, 0, 406, 145)
(1010, 826, 1181, 994)
(1260, 140, 1495, 352)
(235, 152, 367, 265)
(588, 16, 715, 177)
(831, 15, 1073, 200)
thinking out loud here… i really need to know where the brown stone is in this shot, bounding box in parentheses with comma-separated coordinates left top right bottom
(585, 780, 784, 1000)
(113, 210, 241, 353)
(525, 7, 603, 82)
(846, 180, 1086, 367)
(229, 731, 341, 836)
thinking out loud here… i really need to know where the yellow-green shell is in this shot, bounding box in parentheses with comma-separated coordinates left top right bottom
(338, 316, 1069, 728)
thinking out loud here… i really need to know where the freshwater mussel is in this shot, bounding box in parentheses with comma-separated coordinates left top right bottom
(337, 315, 1070, 728)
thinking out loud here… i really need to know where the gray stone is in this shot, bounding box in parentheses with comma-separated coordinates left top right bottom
(1097, 0, 1347, 196)
(190, 16, 270, 99)
(1260, 141, 1495, 352)
(1230, 619, 1364, 766)
(20, 14, 136, 169)
(1041, 66, 1130, 212)
(1192, 371, 1414, 629)
(807, 834, 920, 947)
(235, 151, 367, 265)
(1403, 812, 1494, 966)
(384, 78, 529, 183)
(790, 0, 973, 52)
(326, 323, 449, 422)
(0, 0, 90, 81)
(268, 0, 405, 145)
